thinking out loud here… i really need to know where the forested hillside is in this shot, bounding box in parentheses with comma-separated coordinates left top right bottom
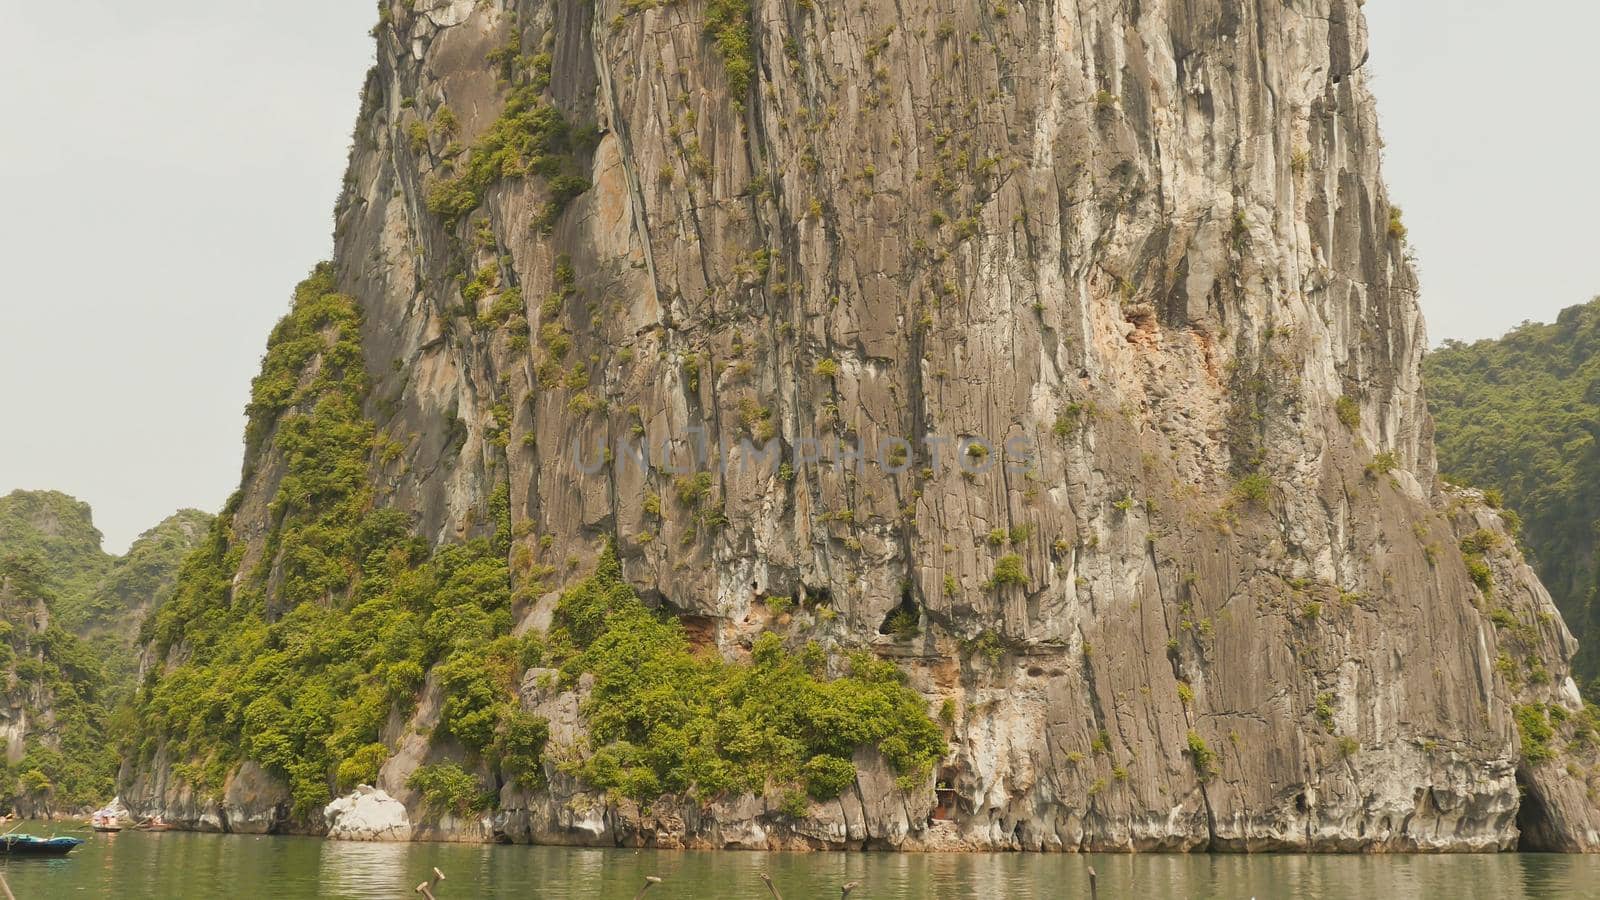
(1426, 297, 1600, 693)
(0, 491, 207, 814)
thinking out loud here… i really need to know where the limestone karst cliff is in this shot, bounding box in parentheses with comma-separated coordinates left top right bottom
(120, 0, 1600, 850)
(0, 491, 208, 816)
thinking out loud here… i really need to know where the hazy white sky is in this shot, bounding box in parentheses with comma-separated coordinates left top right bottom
(0, 1, 374, 552)
(1367, 1, 1600, 346)
(1, 1, 1595, 552)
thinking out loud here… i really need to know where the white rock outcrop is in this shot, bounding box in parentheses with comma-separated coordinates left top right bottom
(325, 786, 413, 842)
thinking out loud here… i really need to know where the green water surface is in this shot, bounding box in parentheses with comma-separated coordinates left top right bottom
(2, 828, 1597, 898)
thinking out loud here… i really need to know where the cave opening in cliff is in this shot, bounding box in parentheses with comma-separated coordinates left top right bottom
(932, 767, 962, 822)
(1515, 766, 1561, 850)
(878, 585, 921, 637)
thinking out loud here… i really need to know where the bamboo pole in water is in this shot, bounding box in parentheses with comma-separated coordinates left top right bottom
(1088, 865, 1098, 900)
(414, 867, 446, 899)
(762, 872, 860, 898)
(0, 870, 14, 900)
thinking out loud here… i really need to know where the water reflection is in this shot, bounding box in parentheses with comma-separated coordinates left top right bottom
(0, 827, 1596, 899)
(318, 839, 413, 898)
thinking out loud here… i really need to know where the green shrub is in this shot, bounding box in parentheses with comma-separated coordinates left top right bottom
(801, 755, 857, 799)
(1053, 404, 1084, 437)
(435, 649, 511, 751)
(704, 0, 755, 99)
(987, 554, 1028, 589)
(1514, 704, 1556, 764)
(407, 120, 430, 153)
(1315, 693, 1336, 731)
(1232, 472, 1273, 506)
(963, 630, 1007, 666)
(336, 743, 389, 790)
(1459, 529, 1502, 557)
(1186, 731, 1216, 780)
(1466, 557, 1494, 593)
(1366, 451, 1399, 477)
(549, 550, 945, 806)
(496, 710, 551, 788)
(1335, 396, 1361, 429)
(408, 763, 493, 815)
(778, 787, 809, 818)
(886, 609, 920, 640)
(675, 472, 714, 506)
(1387, 206, 1407, 241)
(424, 85, 590, 228)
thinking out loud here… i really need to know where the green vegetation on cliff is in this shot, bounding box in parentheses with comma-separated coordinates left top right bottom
(1424, 297, 1600, 691)
(423, 51, 591, 231)
(131, 261, 945, 822)
(548, 546, 945, 808)
(0, 491, 112, 620)
(0, 549, 115, 813)
(138, 265, 542, 816)
(75, 511, 212, 634)
(81, 510, 213, 710)
(0, 492, 207, 814)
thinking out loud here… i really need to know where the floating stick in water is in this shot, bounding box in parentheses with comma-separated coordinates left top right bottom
(415, 866, 447, 899)
(632, 875, 663, 899)
(760, 872, 784, 900)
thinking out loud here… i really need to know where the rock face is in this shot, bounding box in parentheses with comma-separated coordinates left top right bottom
(119, 752, 294, 834)
(124, 0, 1600, 850)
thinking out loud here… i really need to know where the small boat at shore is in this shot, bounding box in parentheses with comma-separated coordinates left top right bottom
(91, 807, 124, 833)
(0, 834, 83, 856)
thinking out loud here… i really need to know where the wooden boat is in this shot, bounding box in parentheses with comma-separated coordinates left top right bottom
(132, 821, 175, 832)
(91, 810, 123, 833)
(0, 834, 83, 856)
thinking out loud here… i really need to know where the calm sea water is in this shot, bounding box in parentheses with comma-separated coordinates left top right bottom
(2, 827, 1597, 898)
